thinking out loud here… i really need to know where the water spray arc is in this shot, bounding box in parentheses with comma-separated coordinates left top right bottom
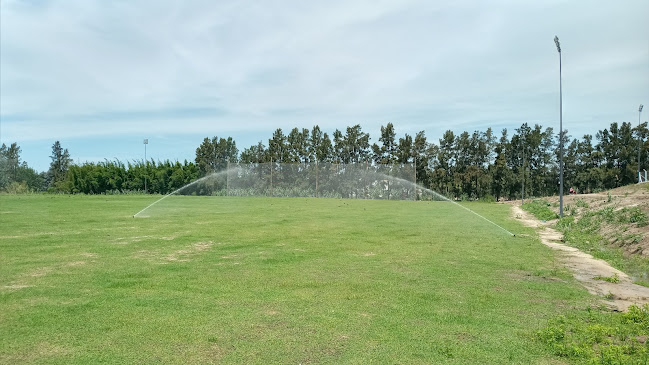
(133, 169, 234, 218)
(133, 163, 516, 237)
(376, 174, 515, 237)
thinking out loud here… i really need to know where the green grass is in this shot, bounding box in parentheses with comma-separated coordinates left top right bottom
(537, 304, 649, 363)
(522, 200, 560, 221)
(0, 195, 594, 363)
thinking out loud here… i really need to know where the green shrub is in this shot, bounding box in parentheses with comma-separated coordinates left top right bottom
(480, 194, 496, 203)
(556, 216, 574, 230)
(629, 207, 648, 227)
(522, 200, 559, 221)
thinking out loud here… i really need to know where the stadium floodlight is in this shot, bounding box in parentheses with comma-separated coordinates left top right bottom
(144, 139, 148, 194)
(555, 35, 564, 218)
(640, 105, 644, 182)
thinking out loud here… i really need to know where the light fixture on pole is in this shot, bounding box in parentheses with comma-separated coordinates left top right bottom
(144, 139, 148, 194)
(555, 35, 564, 218)
(639, 104, 644, 183)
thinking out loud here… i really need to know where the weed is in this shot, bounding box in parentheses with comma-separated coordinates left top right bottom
(537, 305, 649, 363)
(576, 199, 589, 208)
(522, 200, 559, 221)
(604, 292, 615, 300)
(623, 303, 649, 325)
(594, 273, 620, 283)
(556, 216, 574, 230)
(600, 206, 615, 221)
(629, 207, 648, 227)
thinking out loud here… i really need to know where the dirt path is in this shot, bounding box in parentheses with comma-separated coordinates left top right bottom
(511, 204, 649, 311)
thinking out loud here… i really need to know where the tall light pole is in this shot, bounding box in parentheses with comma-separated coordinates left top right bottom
(555, 35, 564, 218)
(639, 104, 644, 182)
(144, 138, 148, 194)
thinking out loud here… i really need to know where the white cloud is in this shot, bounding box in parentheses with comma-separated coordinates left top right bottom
(1, 0, 648, 166)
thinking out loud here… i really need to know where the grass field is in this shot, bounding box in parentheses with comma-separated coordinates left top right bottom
(0, 195, 593, 363)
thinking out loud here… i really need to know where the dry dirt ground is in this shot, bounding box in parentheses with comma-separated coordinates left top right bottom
(510, 185, 649, 311)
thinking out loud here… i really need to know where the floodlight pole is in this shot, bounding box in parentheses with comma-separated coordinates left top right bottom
(414, 156, 417, 201)
(144, 139, 148, 194)
(555, 36, 564, 218)
(639, 104, 644, 182)
(521, 148, 525, 205)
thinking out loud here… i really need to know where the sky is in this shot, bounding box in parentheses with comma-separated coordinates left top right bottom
(1, 0, 648, 173)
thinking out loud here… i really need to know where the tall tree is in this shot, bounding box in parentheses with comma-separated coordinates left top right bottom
(268, 129, 288, 163)
(318, 133, 334, 162)
(412, 131, 433, 186)
(430, 130, 456, 197)
(490, 129, 511, 201)
(332, 129, 345, 163)
(372, 123, 398, 164)
(343, 124, 370, 163)
(287, 127, 311, 163)
(397, 134, 413, 164)
(634, 121, 649, 175)
(195, 136, 238, 176)
(240, 142, 267, 164)
(0, 142, 21, 183)
(309, 125, 333, 162)
(48, 141, 72, 189)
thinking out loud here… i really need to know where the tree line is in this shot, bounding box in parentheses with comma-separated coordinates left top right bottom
(1, 120, 647, 199)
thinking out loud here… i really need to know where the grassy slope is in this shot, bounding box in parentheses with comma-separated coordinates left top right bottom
(0, 195, 591, 363)
(523, 199, 649, 363)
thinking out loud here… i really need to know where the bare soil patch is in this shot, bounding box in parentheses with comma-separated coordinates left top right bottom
(512, 204, 649, 311)
(2, 284, 32, 290)
(135, 241, 214, 263)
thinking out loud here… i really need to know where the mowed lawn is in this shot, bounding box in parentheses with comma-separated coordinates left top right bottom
(0, 195, 592, 364)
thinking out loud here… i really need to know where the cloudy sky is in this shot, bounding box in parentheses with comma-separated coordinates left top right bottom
(1, 0, 648, 172)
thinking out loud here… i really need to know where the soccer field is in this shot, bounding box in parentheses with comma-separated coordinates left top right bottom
(0, 195, 591, 363)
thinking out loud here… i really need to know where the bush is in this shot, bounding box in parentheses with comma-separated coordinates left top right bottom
(556, 216, 574, 230)
(480, 194, 497, 203)
(4, 181, 30, 194)
(522, 200, 559, 221)
(629, 207, 648, 227)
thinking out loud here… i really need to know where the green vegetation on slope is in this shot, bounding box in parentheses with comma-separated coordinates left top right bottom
(522, 200, 560, 221)
(522, 200, 649, 287)
(557, 207, 649, 288)
(523, 197, 649, 363)
(1, 195, 594, 363)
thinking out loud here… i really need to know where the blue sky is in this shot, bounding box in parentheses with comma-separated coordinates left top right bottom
(1, 0, 648, 172)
